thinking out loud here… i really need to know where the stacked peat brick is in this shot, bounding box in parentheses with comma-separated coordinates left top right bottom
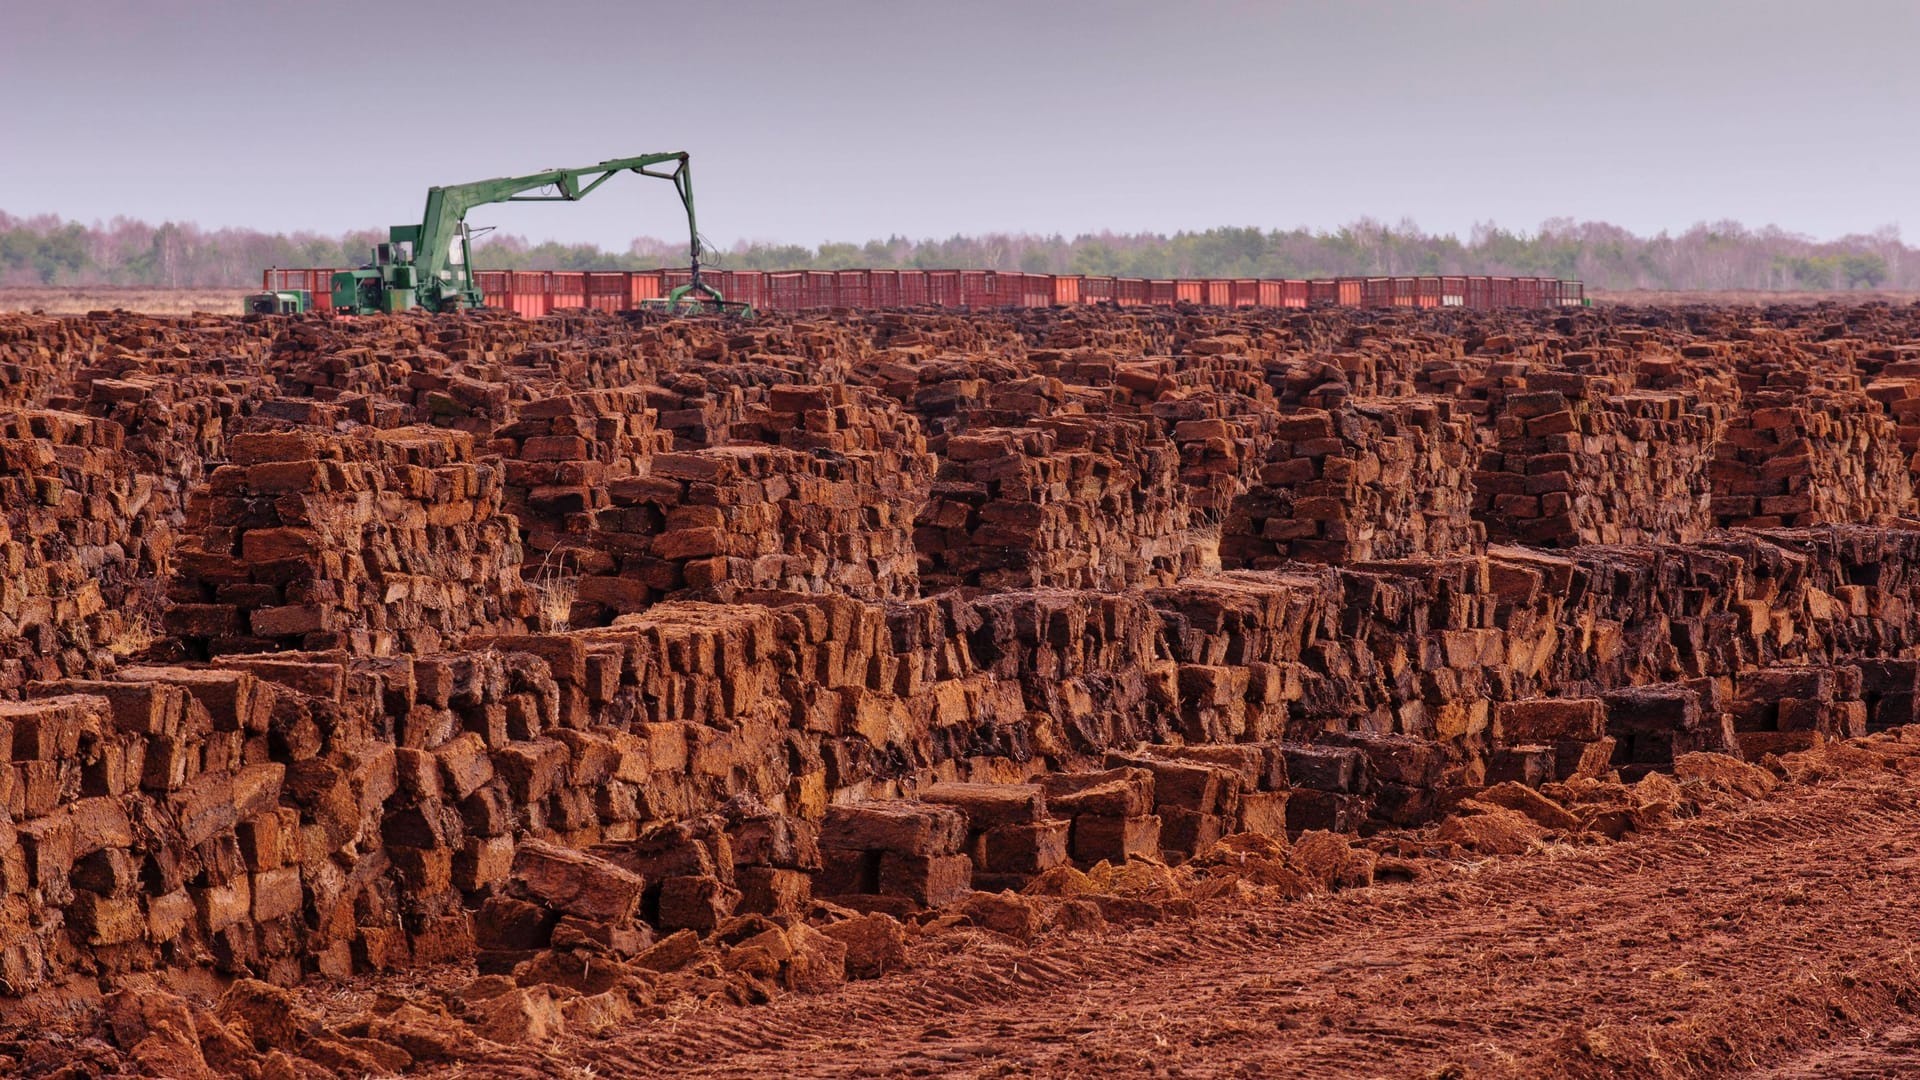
(1222, 398, 1478, 567)
(1474, 377, 1720, 547)
(916, 416, 1204, 591)
(921, 781, 1068, 890)
(1488, 699, 1618, 788)
(1602, 683, 1736, 779)
(1729, 666, 1866, 757)
(491, 388, 669, 567)
(0, 410, 172, 690)
(17, 302, 1920, 1015)
(0, 670, 304, 994)
(1709, 384, 1912, 528)
(1152, 388, 1281, 517)
(164, 426, 532, 658)
(814, 801, 973, 913)
(573, 384, 933, 617)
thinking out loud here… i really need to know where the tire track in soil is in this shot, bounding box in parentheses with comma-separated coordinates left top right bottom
(446, 769, 1920, 1079)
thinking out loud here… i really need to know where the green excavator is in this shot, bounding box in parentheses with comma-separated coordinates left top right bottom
(250, 152, 745, 317)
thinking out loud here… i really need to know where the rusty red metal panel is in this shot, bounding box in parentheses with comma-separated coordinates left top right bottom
(475, 270, 510, 312)
(838, 270, 868, 308)
(547, 272, 586, 310)
(898, 270, 928, 306)
(957, 271, 993, 308)
(794, 271, 828, 307)
(631, 271, 664, 303)
(505, 271, 545, 317)
(1114, 278, 1147, 306)
(584, 272, 628, 312)
(986, 272, 1018, 307)
(1022, 273, 1052, 307)
(266, 268, 340, 312)
(925, 271, 961, 307)
(1052, 275, 1082, 305)
(766, 272, 805, 310)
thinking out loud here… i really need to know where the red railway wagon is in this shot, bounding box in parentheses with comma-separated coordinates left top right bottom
(584, 272, 630, 313)
(795, 271, 830, 307)
(474, 270, 509, 310)
(1020, 273, 1054, 307)
(262, 268, 340, 312)
(833, 269, 879, 307)
(763, 272, 801, 310)
(634, 271, 666, 304)
(265, 268, 1581, 315)
(720, 270, 762, 310)
(989, 273, 1023, 308)
(923, 271, 960, 308)
(543, 272, 584, 310)
(898, 270, 928, 307)
(956, 271, 994, 308)
(866, 270, 900, 307)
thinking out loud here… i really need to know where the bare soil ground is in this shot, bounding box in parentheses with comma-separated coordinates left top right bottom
(0, 286, 249, 315)
(431, 738, 1920, 1080)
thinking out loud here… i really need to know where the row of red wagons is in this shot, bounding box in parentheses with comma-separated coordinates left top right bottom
(260, 268, 1584, 316)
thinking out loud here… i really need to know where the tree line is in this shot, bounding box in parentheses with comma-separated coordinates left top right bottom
(0, 210, 1908, 292)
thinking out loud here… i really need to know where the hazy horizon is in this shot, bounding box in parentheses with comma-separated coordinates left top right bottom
(4, 0, 1914, 249)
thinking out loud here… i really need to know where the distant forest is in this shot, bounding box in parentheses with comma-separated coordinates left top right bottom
(0, 210, 1910, 293)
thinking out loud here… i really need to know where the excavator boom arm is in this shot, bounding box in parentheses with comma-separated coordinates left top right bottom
(399, 152, 702, 306)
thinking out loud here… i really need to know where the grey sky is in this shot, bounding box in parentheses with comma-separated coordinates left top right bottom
(2, 0, 1914, 248)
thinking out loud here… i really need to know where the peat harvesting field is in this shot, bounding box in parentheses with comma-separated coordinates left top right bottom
(1, 299, 1919, 1077)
